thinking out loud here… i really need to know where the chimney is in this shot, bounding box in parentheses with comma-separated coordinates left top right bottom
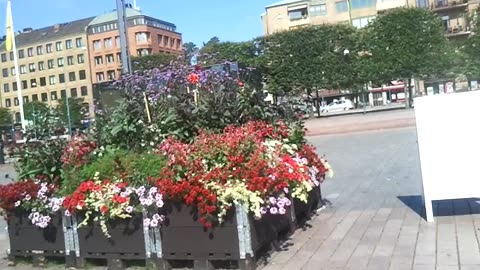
(54, 24, 60, 32)
(23, 28, 33, 33)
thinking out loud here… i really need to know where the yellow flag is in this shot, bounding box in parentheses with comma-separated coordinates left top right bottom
(5, 0, 14, 52)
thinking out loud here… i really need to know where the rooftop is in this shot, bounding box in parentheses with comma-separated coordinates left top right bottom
(266, 0, 306, 8)
(0, 17, 94, 51)
(88, 8, 142, 26)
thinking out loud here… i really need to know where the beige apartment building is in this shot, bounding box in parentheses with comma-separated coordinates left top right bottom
(262, 0, 478, 37)
(86, 8, 182, 84)
(0, 17, 95, 123)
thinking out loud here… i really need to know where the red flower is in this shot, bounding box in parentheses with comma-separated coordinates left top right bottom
(187, 73, 200, 85)
(100, 205, 108, 214)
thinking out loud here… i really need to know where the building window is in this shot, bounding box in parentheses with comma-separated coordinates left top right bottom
(5, 99, 11, 107)
(176, 39, 181, 49)
(11, 67, 15, 76)
(3, 83, 9, 92)
(106, 54, 114, 64)
(2, 68, 8, 77)
(81, 86, 88, 96)
(416, 0, 429, 7)
(288, 6, 308, 20)
(107, 70, 116, 80)
(59, 73, 65, 83)
(104, 38, 113, 49)
(56, 41, 63, 51)
(12, 82, 17, 91)
(22, 80, 28, 90)
(32, 94, 38, 101)
(57, 57, 64, 67)
(137, 49, 151, 56)
(336, 1, 348, 13)
(117, 53, 122, 63)
(93, 40, 102, 50)
(96, 72, 105, 82)
(163, 36, 169, 47)
(135, 32, 149, 43)
(67, 56, 74, 65)
(352, 16, 375, 28)
(29, 63, 35, 72)
(46, 43, 52, 53)
(20, 65, 26, 74)
(9, 51, 13, 60)
(27, 47, 34, 57)
(157, 35, 163, 44)
(49, 75, 56, 85)
(1, 53, 6, 62)
(40, 77, 46, 86)
(18, 49, 25, 59)
(70, 88, 77, 97)
(38, 61, 45, 71)
(23, 96, 29, 103)
(76, 37, 83, 48)
(61, 90, 66, 99)
(14, 98, 19, 106)
(14, 112, 20, 123)
(48, 59, 54, 69)
(95, 56, 103, 65)
(441, 15, 449, 31)
(351, 0, 375, 9)
(51, 91, 58, 100)
(310, 4, 327, 16)
(31, 79, 37, 88)
(79, 70, 86, 80)
(66, 39, 73, 49)
(115, 36, 120, 47)
(77, 54, 85, 64)
(41, 93, 48, 102)
(69, 72, 76, 82)
(37, 45, 43, 55)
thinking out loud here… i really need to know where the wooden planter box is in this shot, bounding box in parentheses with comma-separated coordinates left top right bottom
(293, 186, 322, 222)
(157, 202, 295, 269)
(76, 213, 146, 260)
(7, 211, 66, 255)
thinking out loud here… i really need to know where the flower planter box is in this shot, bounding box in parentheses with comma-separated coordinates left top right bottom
(6, 211, 73, 267)
(293, 186, 322, 223)
(76, 213, 146, 260)
(7, 211, 66, 254)
(157, 202, 295, 270)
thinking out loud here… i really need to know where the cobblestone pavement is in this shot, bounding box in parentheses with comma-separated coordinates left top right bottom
(263, 127, 480, 270)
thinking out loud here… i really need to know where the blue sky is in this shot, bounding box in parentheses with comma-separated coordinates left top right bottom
(0, 0, 275, 46)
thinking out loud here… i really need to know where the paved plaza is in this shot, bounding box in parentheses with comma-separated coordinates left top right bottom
(2, 113, 480, 269)
(264, 127, 480, 270)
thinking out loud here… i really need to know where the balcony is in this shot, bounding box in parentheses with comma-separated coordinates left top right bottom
(444, 24, 472, 37)
(432, 0, 469, 12)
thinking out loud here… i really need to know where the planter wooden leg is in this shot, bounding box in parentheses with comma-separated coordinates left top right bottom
(148, 256, 172, 270)
(193, 259, 214, 270)
(239, 254, 256, 270)
(75, 257, 86, 269)
(65, 251, 76, 268)
(107, 258, 125, 270)
(32, 255, 47, 268)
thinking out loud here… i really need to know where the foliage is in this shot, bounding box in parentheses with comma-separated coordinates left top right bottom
(183, 41, 198, 65)
(23, 101, 49, 122)
(12, 138, 67, 181)
(132, 53, 177, 71)
(155, 121, 331, 227)
(56, 98, 86, 128)
(0, 108, 11, 126)
(365, 8, 449, 81)
(462, 10, 480, 79)
(63, 179, 165, 237)
(265, 24, 359, 95)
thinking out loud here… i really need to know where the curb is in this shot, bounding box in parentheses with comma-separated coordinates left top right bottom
(311, 106, 409, 119)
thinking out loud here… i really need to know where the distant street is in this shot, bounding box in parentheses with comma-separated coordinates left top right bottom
(305, 109, 416, 136)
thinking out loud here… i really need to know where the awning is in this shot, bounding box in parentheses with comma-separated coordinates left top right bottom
(288, 4, 308, 10)
(370, 85, 405, 93)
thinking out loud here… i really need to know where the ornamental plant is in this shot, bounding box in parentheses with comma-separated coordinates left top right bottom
(155, 121, 332, 228)
(0, 177, 63, 228)
(63, 176, 165, 238)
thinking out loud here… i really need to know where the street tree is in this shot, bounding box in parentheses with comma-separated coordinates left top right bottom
(23, 101, 49, 122)
(56, 98, 86, 128)
(0, 108, 11, 126)
(264, 24, 359, 96)
(365, 8, 449, 106)
(183, 41, 198, 64)
(131, 53, 176, 71)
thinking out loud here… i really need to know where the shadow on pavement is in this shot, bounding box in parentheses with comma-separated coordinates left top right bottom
(398, 195, 480, 220)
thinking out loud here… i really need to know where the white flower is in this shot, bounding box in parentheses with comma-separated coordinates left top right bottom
(156, 200, 164, 208)
(143, 218, 151, 228)
(150, 219, 159, 227)
(24, 195, 31, 201)
(125, 206, 134, 213)
(14, 201, 21, 207)
(65, 210, 71, 216)
(278, 207, 286, 215)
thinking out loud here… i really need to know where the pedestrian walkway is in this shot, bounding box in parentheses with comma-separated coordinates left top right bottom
(263, 127, 480, 270)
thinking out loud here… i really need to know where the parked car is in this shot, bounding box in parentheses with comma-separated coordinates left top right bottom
(321, 99, 354, 113)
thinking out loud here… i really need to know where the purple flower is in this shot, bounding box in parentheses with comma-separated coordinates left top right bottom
(278, 207, 286, 215)
(150, 219, 159, 227)
(277, 201, 285, 209)
(260, 207, 267, 215)
(269, 207, 278, 215)
(143, 218, 151, 228)
(269, 197, 277, 205)
(125, 206, 134, 213)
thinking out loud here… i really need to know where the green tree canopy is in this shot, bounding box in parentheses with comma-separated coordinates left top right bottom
(0, 108, 11, 126)
(23, 101, 49, 122)
(264, 24, 359, 95)
(56, 98, 86, 128)
(183, 41, 198, 64)
(131, 53, 176, 71)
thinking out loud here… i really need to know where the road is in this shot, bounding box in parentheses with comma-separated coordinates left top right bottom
(305, 108, 416, 136)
